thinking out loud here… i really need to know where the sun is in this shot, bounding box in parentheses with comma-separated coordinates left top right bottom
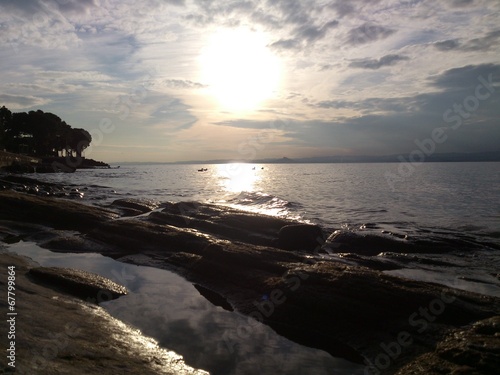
(199, 28, 282, 112)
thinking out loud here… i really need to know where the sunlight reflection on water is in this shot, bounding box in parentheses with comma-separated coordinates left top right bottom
(216, 163, 262, 193)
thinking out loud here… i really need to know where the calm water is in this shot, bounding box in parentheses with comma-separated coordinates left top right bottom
(35, 162, 500, 242)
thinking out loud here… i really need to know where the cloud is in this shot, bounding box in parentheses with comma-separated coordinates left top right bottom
(269, 39, 299, 50)
(328, 2, 356, 17)
(55, 0, 98, 15)
(146, 96, 198, 132)
(450, 0, 475, 7)
(349, 54, 409, 70)
(161, 79, 206, 90)
(433, 30, 500, 52)
(434, 39, 460, 51)
(346, 23, 396, 45)
(1, 0, 499, 162)
(462, 29, 500, 51)
(291, 63, 500, 153)
(0, 0, 99, 15)
(0, 93, 49, 108)
(315, 97, 420, 114)
(270, 19, 338, 50)
(431, 63, 500, 91)
(213, 119, 283, 130)
(296, 20, 339, 43)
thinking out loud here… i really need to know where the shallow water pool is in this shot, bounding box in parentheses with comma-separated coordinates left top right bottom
(6, 241, 365, 375)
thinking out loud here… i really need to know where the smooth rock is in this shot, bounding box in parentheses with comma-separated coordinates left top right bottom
(277, 224, 324, 252)
(29, 266, 128, 302)
(110, 198, 159, 217)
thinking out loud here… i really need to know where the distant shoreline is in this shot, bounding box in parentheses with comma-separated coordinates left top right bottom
(114, 151, 500, 165)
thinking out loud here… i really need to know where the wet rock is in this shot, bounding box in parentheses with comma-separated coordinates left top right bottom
(40, 233, 120, 255)
(0, 190, 117, 231)
(110, 198, 159, 217)
(277, 224, 324, 252)
(0, 253, 208, 375)
(150, 201, 296, 247)
(28, 266, 128, 302)
(394, 316, 500, 375)
(194, 283, 234, 311)
(89, 218, 212, 256)
(325, 230, 487, 256)
(325, 231, 411, 255)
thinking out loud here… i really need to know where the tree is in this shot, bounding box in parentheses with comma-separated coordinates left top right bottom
(70, 128, 92, 158)
(0, 106, 12, 150)
(0, 106, 92, 158)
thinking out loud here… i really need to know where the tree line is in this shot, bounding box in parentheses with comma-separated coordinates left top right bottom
(0, 106, 91, 158)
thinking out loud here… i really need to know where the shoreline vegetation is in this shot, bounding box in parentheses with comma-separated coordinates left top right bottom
(0, 151, 111, 174)
(0, 106, 110, 173)
(0, 175, 499, 374)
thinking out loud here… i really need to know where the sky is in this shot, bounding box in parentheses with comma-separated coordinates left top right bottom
(1, 0, 499, 163)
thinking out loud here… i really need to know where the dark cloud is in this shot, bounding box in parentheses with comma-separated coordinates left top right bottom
(56, 0, 98, 14)
(347, 23, 396, 45)
(328, 2, 356, 17)
(269, 39, 299, 50)
(0, 93, 47, 107)
(265, 0, 312, 25)
(462, 29, 500, 51)
(0, 0, 98, 15)
(0, 0, 43, 15)
(328, 0, 386, 18)
(188, 0, 337, 50)
(431, 63, 500, 90)
(296, 20, 339, 43)
(162, 79, 206, 89)
(434, 39, 460, 51)
(315, 96, 421, 113)
(213, 110, 500, 156)
(450, 0, 475, 7)
(434, 30, 500, 52)
(286, 64, 500, 153)
(270, 20, 338, 50)
(349, 54, 409, 70)
(163, 0, 186, 6)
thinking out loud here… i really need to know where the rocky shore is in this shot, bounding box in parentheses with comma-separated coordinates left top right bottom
(1, 175, 499, 374)
(0, 253, 207, 374)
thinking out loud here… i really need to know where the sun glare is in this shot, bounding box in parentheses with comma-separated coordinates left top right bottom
(217, 164, 261, 193)
(199, 28, 282, 112)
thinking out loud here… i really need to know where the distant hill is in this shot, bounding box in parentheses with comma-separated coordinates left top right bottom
(258, 152, 500, 164)
(164, 151, 500, 165)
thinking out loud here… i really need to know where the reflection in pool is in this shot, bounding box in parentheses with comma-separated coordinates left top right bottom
(7, 241, 364, 375)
